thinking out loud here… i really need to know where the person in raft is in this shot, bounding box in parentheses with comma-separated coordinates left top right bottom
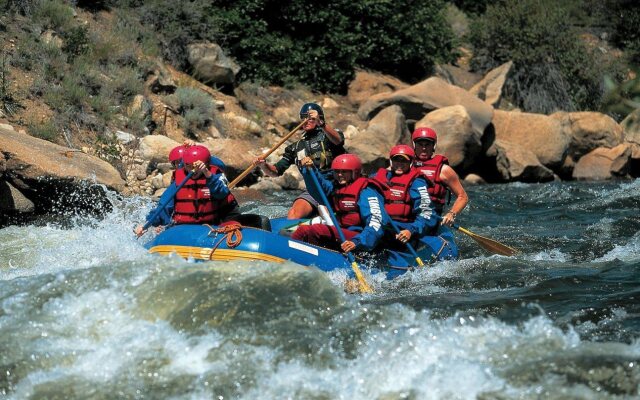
(291, 154, 387, 253)
(253, 102, 346, 219)
(411, 127, 468, 227)
(168, 140, 227, 177)
(134, 145, 239, 236)
(370, 144, 438, 249)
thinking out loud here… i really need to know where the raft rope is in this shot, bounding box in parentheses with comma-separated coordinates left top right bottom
(205, 223, 243, 259)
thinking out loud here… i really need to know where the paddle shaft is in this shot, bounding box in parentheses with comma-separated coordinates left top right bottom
(228, 119, 307, 189)
(436, 215, 518, 256)
(306, 168, 373, 293)
(142, 171, 194, 231)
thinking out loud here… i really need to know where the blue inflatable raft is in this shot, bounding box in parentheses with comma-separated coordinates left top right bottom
(145, 217, 458, 279)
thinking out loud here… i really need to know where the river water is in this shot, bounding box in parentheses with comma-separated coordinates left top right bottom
(1, 180, 639, 399)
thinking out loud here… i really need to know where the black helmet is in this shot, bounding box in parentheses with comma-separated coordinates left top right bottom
(299, 102, 325, 121)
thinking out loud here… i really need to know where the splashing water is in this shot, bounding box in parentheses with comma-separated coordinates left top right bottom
(1, 180, 639, 398)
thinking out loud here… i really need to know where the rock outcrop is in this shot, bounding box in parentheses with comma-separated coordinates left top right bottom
(347, 69, 409, 106)
(553, 111, 624, 159)
(493, 139, 555, 182)
(187, 43, 241, 85)
(572, 144, 632, 180)
(414, 105, 481, 171)
(469, 61, 513, 107)
(491, 110, 570, 172)
(358, 77, 494, 136)
(0, 126, 125, 217)
(346, 105, 409, 171)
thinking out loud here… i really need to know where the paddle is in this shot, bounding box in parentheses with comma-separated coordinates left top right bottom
(438, 215, 518, 256)
(384, 215, 425, 267)
(228, 118, 308, 189)
(139, 171, 194, 235)
(305, 167, 374, 293)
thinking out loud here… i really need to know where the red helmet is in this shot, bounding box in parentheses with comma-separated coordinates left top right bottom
(168, 146, 186, 162)
(389, 144, 415, 160)
(331, 154, 362, 178)
(412, 127, 437, 143)
(182, 145, 211, 165)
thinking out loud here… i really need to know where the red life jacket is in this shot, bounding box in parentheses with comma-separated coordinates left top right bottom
(172, 166, 238, 224)
(372, 168, 422, 222)
(413, 154, 448, 209)
(331, 177, 383, 228)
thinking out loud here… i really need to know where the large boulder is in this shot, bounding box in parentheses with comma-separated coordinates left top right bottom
(347, 69, 408, 107)
(493, 139, 555, 182)
(492, 110, 570, 171)
(273, 106, 299, 129)
(203, 138, 257, 184)
(572, 144, 632, 180)
(0, 127, 125, 218)
(414, 105, 481, 171)
(221, 111, 263, 137)
(1, 127, 125, 191)
(146, 61, 177, 94)
(552, 111, 624, 159)
(469, 61, 513, 108)
(434, 64, 482, 90)
(346, 105, 409, 171)
(139, 135, 181, 164)
(187, 43, 240, 85)
(357, 77, 494, 136)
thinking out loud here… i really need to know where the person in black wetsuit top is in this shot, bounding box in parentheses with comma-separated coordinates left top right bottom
(254, 102, 346, 219)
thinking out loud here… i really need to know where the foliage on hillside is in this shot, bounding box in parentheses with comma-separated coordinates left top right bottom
(468, 0, 626, 115)
(0, 0, 158, 148)
(113, 0, 457, 93)
(606, 0, 640, 65)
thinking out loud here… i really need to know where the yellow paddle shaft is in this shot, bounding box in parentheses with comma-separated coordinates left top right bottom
(351, 262, 373, 293)
(228, 119, 307, 189)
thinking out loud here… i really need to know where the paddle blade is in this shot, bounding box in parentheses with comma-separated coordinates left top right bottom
(351, 262, 373, 293)
(457, 226, 519, 256)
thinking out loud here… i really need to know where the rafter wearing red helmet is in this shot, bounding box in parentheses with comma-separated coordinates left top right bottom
(412, 127, 468, 227)
(370, 145, 438, 247)
(291, 154, 388, 253)
(134, 145, 239, 236)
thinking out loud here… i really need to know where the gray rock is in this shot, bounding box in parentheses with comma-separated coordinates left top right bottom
(187, 42, 240, 85)
(116, 130, 136, 145)
(572, 144, 632, 180)
(1, 126, 124, 191)
(0, 180, 35, 213)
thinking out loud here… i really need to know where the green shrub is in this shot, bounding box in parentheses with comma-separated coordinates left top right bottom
(0, 52, 20, 116)
(607, 0, 640, 65)
(40, 41, 67, 82)
(170, 87, 214, 136)
(62, 25, 90, 60)
(450, 0, 490, 14)
(33, 0, 74, 31)
(104, 65, 143, 103)
(70, 56, 103, 95)
(125, 107, 151, 136)
(61, 74, 89, 108)
(468, 0, 621, 113)
(28, 119, 58, 142)
(126, 0, 456, 93)
(602, 69, 640, 120)
(1, 0, 39, 15)
(89, 29, 134, 66)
